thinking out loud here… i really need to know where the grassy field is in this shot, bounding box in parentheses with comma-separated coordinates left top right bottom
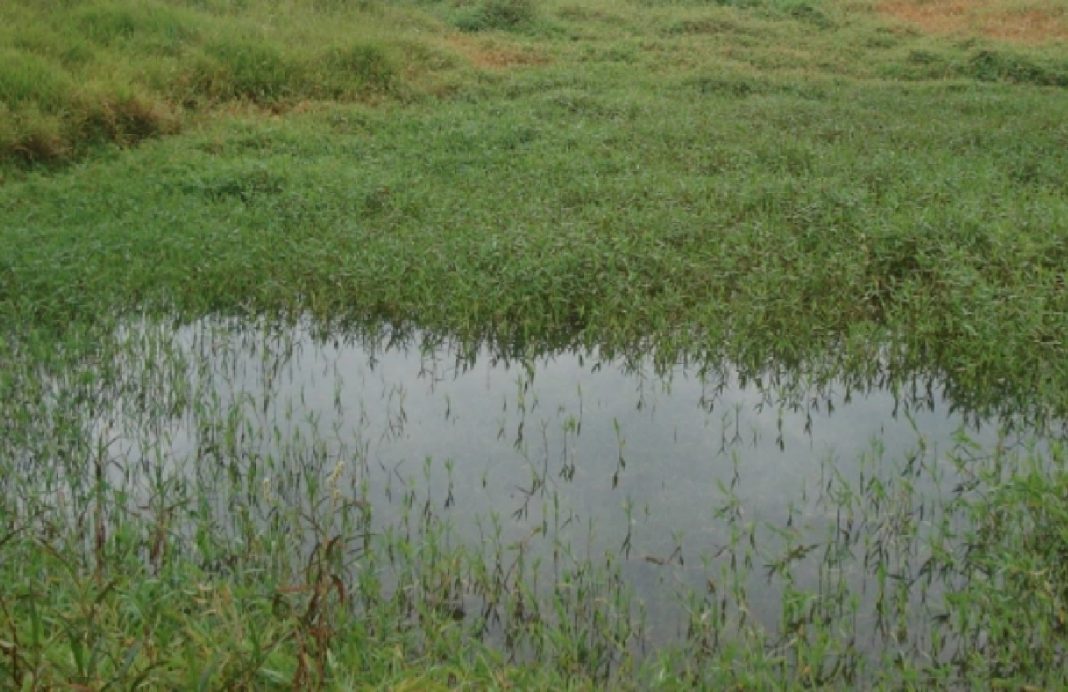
(2, 0, 1068, 687)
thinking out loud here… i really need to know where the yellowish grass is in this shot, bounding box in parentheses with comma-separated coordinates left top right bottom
(443, 34, 550, 70)
(876, 0, 1068, 44)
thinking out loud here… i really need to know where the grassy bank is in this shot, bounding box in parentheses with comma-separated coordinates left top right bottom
(2, 0, 1068, 687)
(0, 0, 473, 165)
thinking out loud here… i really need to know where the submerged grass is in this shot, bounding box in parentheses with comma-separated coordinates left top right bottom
(1, 320, 1066, 687)
(2, 0, 1068, 687)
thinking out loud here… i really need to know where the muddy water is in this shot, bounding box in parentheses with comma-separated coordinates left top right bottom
(95, 318, 1040, 642)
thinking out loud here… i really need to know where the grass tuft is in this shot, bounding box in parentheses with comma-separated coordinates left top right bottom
(454, 0, 541, 31)
(0, 0, 466, 165)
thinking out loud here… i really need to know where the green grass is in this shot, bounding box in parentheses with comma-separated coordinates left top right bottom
(3, 70, 1066, 413)
(2, 0, 1068, 687)
(0, 0, 470, 164)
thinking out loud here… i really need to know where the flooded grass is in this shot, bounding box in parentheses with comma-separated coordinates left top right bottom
(2, 0, 1068, 687)
(1, 317, 1065, 687)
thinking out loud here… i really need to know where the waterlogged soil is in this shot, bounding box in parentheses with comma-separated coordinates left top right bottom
(71, 317, 1054, 645)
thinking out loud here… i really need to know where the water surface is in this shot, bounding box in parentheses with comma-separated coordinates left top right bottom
(71, 318, 1046, 641)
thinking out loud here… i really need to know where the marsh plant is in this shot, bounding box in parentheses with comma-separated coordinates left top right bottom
(0, 318, 1065, 687)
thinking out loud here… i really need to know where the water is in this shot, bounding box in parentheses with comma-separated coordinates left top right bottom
(29, 316, 1056, 650)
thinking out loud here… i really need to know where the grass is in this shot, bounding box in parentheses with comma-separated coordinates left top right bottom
(875, 0, 1068, 44)
(2, 0, 1068, 686)
(0, 0, 470, 165)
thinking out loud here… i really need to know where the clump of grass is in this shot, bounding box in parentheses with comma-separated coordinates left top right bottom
(454, 0, 541, 32)
(0, 0, 461, 165)
(943, 450, 1068, 682)
(193, 39, 301, 104)
(633, 0, 833, 27)
(965, 47, 1068, 85)
(323, 43, 398, 95)
(880, 43, 1068, 84)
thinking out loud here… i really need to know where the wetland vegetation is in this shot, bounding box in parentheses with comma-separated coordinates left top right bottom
(2, 0, 1067, 687)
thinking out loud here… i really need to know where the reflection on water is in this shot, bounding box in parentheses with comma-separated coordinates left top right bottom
(4, 312, 1046, 670)
(178, 321, 970, 526)
(68, 317, 1041, 644)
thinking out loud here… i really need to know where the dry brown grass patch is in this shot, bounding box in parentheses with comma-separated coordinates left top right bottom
(878, 0, 1068, 44)
(445, 35, 549, 70)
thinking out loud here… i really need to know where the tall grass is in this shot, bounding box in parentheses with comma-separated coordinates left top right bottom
(0, 0, 465, 164)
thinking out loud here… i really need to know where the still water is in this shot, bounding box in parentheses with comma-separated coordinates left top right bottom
(93, 317, 1045, 643)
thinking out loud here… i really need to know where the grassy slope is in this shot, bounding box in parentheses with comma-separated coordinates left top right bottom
(2, 0, 1068, 687)
(0, 0, 469, 164)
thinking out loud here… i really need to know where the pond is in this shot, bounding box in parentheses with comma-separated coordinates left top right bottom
(10, 316, 1061, 662)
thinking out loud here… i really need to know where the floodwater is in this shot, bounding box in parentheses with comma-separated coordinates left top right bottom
(85, 317, 1051, 644)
